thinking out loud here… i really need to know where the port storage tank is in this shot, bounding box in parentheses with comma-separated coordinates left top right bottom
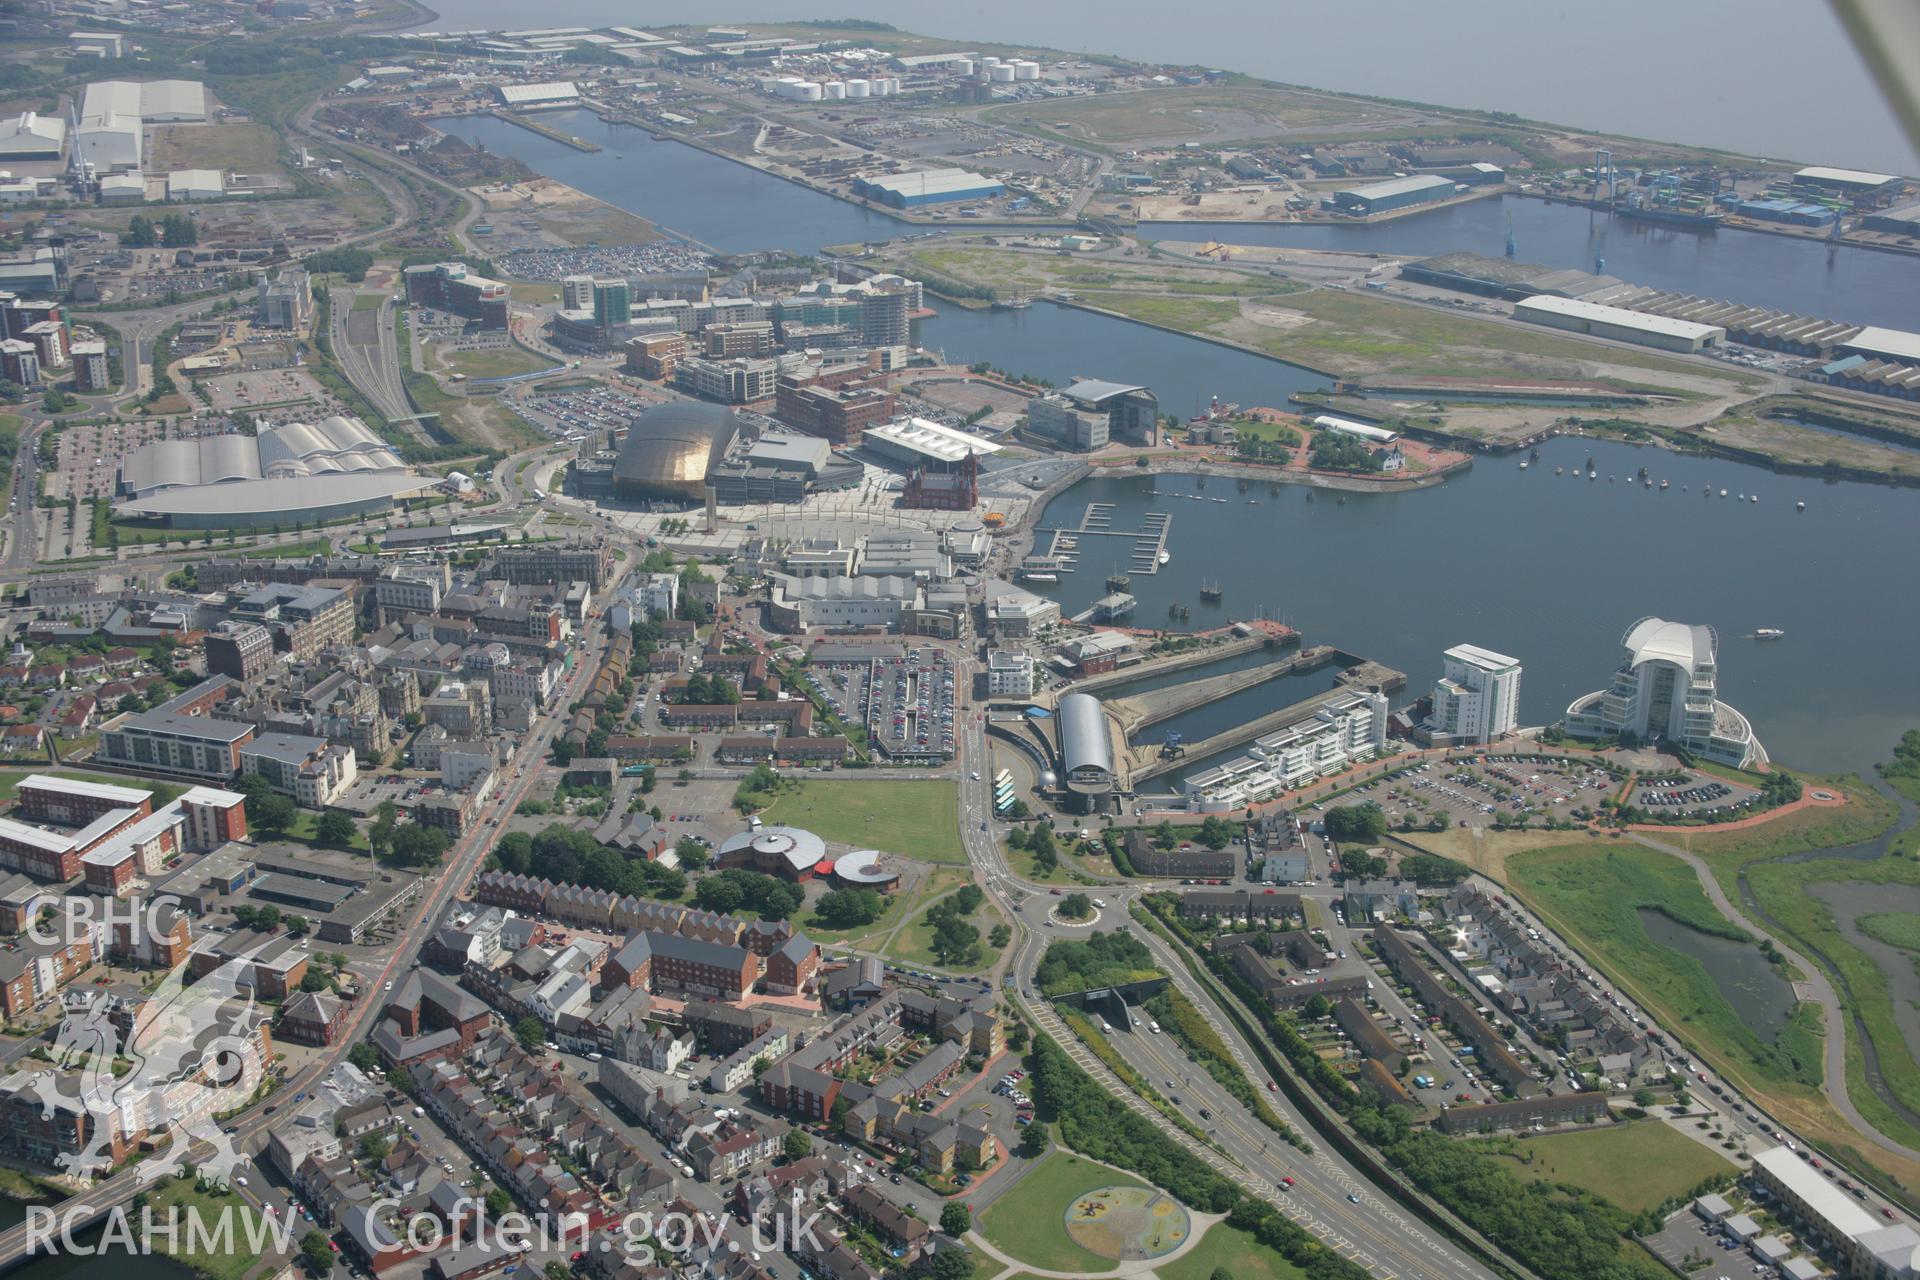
(796, 81, 823, 102)
(846, 78, 870, 97)
(1013, 60, 1040, 80)
(990, 64, 1016, 83)
(956, 59, 976, 76)
(822, 80, 845, 99)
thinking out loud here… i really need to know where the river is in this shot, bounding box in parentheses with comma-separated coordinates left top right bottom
(1027, 447, 1920, 775)
(0, 1197, 197, 1280)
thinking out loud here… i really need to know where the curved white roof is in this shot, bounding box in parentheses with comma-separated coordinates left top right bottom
(1621, 617, 1716, 673)
(831, 849, 900, 885)
(716, 825, 826, 875)
(259, 417, 404, 477)
(1057, 692, 1113, 781)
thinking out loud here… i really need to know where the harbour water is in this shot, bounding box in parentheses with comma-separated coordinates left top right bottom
(1028, 445, 1920, 775)
(438, 106, 1920, 776)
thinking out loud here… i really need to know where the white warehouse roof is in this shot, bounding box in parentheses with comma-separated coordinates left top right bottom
(83, 79, 207, 123)
(1794, 165, 1900, 187)
(1341, 174, 1456, 200)
(1514, 295, 1726, 343)
(497, 81, 578, 105)
(1839, 326, 1920, 364)
(0, 113, 66, 154)
(865, 417, 1001, 464)
(860, 168, 1000, 197)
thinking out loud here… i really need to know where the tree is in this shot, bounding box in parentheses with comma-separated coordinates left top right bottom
(123, 215, 157, 248)
(1030, 824, 1059, 874)
(299, 1230, 334, 1275)
(940, 1203, 971, 1237)
(813, 888, 885, 930)
(1058, 893, 1093, 920)
(369, 800, 398, 860)
(673, 835, 709, 872)
(357, 1133, 390, 1161)
(1152, 819, 1178, 851)
(484, 1187, 513, 1217)
(1633, 1087, 1659, 1109)
(314, 809, 357, 848)
(1020, 1121, 1049, 1158)
(1210, 1269, 1237, 1280)
(929, 1247, 974, 1280)
(544, 1264, 570, 1280)
(513, 1016, 546, 1051)
(300, 968, 332, 993)
(252, 793, 298, 838)
(989, 924, 1012, 948)
(283, 914, 310, 937)
(1323, 803, 1387, 845)
(782, 1130, 812, 1161)
(389, 823, 452, 867)
(347, 1042, 379, 1071)
(1302, 994, 1332, 1020)
(1196, 815, 1236, 850)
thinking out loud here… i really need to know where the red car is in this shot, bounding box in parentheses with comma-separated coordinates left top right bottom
(1267, 1081, 1278, 1092)
(1280, 1176, 1294, 1187)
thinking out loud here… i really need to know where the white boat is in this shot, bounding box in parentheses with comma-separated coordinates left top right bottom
(1719, 489, 1728, 497)
(1555, 466, 1564, 475)
(1017, 571, 1058, 584)
(1750, 494, 1758, 503)
(1753, 628, 1785, 640)
(1519, 461, 1529, 470)
(1796, 500, 1806, 511)
(1659, 479, 1669, 489)
(1158, 550, 1171, 565)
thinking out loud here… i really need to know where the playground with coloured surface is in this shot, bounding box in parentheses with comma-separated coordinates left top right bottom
(1063, 1185, 1191, 1261)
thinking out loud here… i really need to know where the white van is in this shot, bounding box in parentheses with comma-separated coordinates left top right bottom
(1148, 1021, 1161, 1034)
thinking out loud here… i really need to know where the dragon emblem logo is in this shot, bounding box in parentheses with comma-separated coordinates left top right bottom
(32, 948, 270, 1186)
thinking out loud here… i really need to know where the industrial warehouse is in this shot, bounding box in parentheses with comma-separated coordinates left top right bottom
(851, 168, 1005, 208)
(1512, 295, 1726, 353)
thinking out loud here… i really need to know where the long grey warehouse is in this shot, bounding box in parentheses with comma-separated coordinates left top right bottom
(1512, 295, 1725, 353)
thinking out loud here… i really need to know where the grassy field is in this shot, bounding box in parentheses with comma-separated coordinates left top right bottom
(1506, 843, 1821, 1089)
(895, 243, 1269, 305)
(1156, 1221, 1307, 1280)
(441, 346, 555, 380)
(759, 778, 964, 863)
(885, 882, 1003, 972)
(980, 83, 1425, 149)
(149, 122, 285, 176)
(1395, 824, 1610, 884)
(1081, 286, 1764, 390)
(1470, 1120, 1735, 1214)
(350, 293, 385, 311)
(978, 1154, 1148, 1273)
(146, 1176, 282, 1280)
(1860, 913, 1920, 952)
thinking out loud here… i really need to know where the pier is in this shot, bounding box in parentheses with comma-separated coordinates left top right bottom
(489, 110, 602, 151)
(1036, 504, 1173, 576)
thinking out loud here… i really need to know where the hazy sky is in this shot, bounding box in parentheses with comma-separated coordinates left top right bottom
(419, 0, 1920, 174)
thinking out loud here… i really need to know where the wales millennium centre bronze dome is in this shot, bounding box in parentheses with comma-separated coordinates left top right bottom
(612, 401, 742, 501)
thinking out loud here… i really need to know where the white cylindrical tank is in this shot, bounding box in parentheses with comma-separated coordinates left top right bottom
(990, 64, 1016, 83)
(956, 59, 976, 76)
(873, 77, 895, 96)
(846, 78, 871, 97)
(796, 81, 822, 102)
(822, 80, 845, 99)
(981, 55, 1001, 66)
(1014, 60, 1040, 80)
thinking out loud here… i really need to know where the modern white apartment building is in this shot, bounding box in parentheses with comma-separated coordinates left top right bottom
(1184, 689, 1388, 812)
(986, 650, 1035, 698)
(1564, 617, 1761, 766)
(1427, 644, 1522, 744)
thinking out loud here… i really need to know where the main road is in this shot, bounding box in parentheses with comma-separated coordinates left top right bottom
(951, 712, 1505, 1280)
